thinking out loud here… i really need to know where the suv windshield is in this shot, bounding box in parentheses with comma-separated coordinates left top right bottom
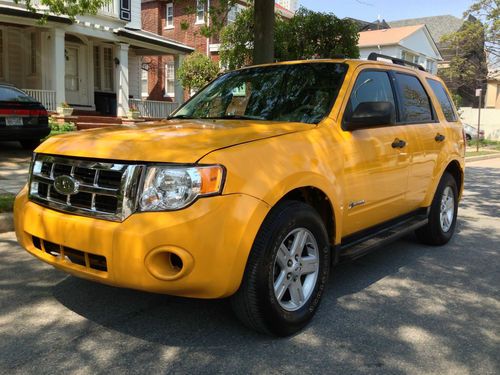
(171, 63, 348, 124)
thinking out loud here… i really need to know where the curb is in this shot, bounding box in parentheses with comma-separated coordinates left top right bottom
(465, 153, 500, 163)
(0, 212, 14, 234)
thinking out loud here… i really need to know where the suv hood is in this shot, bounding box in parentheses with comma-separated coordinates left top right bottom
(36, 119, 313, 163)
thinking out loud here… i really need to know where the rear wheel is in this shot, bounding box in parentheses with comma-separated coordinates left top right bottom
(19, 140, 41, 150)
(231, 201, 331, 336)
(416, 172, 458, 245)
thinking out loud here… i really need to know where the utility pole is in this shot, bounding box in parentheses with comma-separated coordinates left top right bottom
(476, 88, 482, 153)
(253, 0, 275, 65)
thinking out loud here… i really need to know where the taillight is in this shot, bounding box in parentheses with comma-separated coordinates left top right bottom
(30, 109, 48, 117)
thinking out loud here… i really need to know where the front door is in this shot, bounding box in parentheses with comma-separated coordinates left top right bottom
(341, 69, 411, 236)
(65, 45, 88, 106)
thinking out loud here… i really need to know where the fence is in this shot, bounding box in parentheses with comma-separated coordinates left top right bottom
(22, 89, 57, 112)
(460, 107, 500, 140)
(129, 99, 179, 119)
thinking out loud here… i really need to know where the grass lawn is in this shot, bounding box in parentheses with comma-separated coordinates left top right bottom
(0, 193, 15, 213)
(465, 150, 500, 158)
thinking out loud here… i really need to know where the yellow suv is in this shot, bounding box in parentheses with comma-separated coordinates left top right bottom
(14, 55, 465, 336)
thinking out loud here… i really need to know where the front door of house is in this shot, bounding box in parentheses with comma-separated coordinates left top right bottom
(65, 45, 88, 106)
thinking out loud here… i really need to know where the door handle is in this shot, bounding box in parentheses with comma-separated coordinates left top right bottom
(435, 133, 446, 142)
(392, 138, 406, 149)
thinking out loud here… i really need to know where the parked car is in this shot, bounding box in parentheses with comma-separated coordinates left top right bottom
(463, 123, 485, 141)
(0, 84, 49, 150)
(14, 55, 465, 336)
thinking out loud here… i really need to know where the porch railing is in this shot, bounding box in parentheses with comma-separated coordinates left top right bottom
(129, 99, 179, 119)
(99, 0, 118, 17)
(22, 89, 57, 112)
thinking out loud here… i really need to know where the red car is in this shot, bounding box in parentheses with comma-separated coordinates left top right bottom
(0, 84, 50, 150)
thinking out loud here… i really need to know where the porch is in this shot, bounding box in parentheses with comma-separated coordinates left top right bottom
(0, 8, 192, 118)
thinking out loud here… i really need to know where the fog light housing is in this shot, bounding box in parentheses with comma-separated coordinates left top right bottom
(145, 246, 194, 281)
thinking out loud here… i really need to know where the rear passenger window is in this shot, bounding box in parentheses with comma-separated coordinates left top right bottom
(426, 79, 458, 122)
(396, 73, 433, 123)
(346, 70, 396, 123)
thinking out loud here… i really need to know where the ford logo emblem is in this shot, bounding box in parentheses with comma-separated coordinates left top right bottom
(53, 175, 79, 195)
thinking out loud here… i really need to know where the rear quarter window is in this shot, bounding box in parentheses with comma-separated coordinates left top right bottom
(0, 87, 34, 102)
(426, 79, 458, 122)
(395, 73, 433, 123)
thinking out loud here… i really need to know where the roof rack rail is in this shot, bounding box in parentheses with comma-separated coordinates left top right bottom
(367, 52, 426, 72)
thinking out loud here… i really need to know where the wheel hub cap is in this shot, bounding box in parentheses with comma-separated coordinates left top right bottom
(440, 186, 455, 232)
(273, 228, 320, 311)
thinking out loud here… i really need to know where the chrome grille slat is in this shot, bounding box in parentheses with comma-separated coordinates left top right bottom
(29, 154, 144, 222)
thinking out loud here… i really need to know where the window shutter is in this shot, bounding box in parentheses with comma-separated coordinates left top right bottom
(120, 0, 131, 21)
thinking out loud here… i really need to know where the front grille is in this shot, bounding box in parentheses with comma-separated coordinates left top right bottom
(32, 235, 108, 272)
(29, 154, 144, 221)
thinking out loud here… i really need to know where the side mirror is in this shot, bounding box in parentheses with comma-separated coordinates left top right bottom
(343, 101, 394, 131)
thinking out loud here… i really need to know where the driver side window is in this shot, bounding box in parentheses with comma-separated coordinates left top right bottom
(346, 70, 396, 124)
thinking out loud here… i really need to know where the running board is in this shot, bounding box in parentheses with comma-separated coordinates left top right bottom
(339, 214, 428, 261)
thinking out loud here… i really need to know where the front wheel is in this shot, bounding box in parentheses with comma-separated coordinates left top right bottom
(415, 172, 458, 245)
(231, 201, 331, 336)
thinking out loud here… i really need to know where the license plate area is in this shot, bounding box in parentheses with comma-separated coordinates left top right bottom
(5, 117, 24, 126)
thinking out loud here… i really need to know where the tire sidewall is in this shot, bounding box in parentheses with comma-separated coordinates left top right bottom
(256, 203, 330, 335)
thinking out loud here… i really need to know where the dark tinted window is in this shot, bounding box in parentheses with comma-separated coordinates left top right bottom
(0, 86, 34, 102)
(427, 79, 458, 122)
(396, 73, 433, 123)
(172, 63, 348, 124)
(346, 70, 396, 123)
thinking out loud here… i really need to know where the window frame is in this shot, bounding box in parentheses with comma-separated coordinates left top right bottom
(392, 71, 438, 125)
(164, 61, 175, 97)
(93, 44, 115, 93)
(165, 2, 174, 29)
(141, 68, 149, 98)
(196, 0, 205, 24)
(426, 77, 459, 123)
(341, 68, 401, 130)
(0, 28, 4, 80)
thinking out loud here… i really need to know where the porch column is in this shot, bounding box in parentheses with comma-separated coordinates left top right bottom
(174, 54, 185, 104)
(115, 43, 129, 117)
(52, 28, 66, 106)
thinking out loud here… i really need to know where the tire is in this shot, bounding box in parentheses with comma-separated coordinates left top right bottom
(231, 200, 331, 336)
(19, 140, 41, 150)
(415, 172, 458, 246)
(465, 134, 472, 141)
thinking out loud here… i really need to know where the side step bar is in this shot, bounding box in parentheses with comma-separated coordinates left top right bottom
(339, 214, 428, 261)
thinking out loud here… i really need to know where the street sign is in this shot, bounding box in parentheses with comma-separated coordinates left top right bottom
(476, 89, 482, 97)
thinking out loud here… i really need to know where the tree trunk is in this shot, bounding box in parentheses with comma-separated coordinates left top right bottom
(253, 0, 275, 65)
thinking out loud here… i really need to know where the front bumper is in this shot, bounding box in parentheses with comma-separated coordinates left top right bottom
(14, 188, 270, 298)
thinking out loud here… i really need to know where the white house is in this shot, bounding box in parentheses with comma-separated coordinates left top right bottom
(358, 25, 442, 74)
(0, 0, 193, 116)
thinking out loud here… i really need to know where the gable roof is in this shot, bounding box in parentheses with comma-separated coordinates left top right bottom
(358, 25, 424, 47)
(345, 17, 390, 32)
(389, 15, 464, 44)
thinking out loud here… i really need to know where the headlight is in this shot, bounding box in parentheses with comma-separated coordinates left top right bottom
(139, 165, 225, 211)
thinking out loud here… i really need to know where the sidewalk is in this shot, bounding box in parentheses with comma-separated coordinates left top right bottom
(0, 143, 32, 195)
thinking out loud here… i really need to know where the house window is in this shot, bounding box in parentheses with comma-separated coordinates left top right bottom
(196, 0, 205, 24)
(227, 5, 238, 23)
(166, 3, 174, 28)
(102, 47, 114, 91)
(94, 46, 101, 90)
(426, 60, 434, 72)
(165, 61, 175, 97)
(29, 32, 37, 75)
(141, 69, 148, 97)
(94, 45, 114, 92)
(401, 50, 417, 63)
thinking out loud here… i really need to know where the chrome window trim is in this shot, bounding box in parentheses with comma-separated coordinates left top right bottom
(28, 154, 145, 222)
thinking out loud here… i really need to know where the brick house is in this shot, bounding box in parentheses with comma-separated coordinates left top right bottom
(141, 0, 294, 102)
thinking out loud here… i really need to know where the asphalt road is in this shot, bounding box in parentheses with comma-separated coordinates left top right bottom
(0, 158, 498, 375)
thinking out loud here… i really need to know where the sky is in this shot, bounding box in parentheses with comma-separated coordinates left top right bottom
(299, 0, 475, 22)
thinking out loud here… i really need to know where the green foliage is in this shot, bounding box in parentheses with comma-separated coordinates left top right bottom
(0, 193, 15, 213)
(220, 6, 360, 69)
(177, 52, 220, 91)
(465, 0, 499, 61)
(15, 0, 112, 21)
(49, 118, 76, 132)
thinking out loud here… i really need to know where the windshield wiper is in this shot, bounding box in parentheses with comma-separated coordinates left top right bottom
(205, 114, 265, 120)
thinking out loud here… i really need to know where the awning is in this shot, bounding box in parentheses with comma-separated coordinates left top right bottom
(114, 28, 194, 55)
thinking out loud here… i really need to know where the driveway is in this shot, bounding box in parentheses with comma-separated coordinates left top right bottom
(0, 158, 499, 374)
(0, 142, 32, 195)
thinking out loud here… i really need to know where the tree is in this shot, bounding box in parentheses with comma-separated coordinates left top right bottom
(177, 52, 219, 92)
(220, 7, 360, 70)
(465, 0, 499, 64)
(15, 0, 112, 21)
(253, 0, 275, 65)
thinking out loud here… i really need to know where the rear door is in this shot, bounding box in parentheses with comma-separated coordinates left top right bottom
(340, 68, 411, 236)
(392, 73, 447, 209)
